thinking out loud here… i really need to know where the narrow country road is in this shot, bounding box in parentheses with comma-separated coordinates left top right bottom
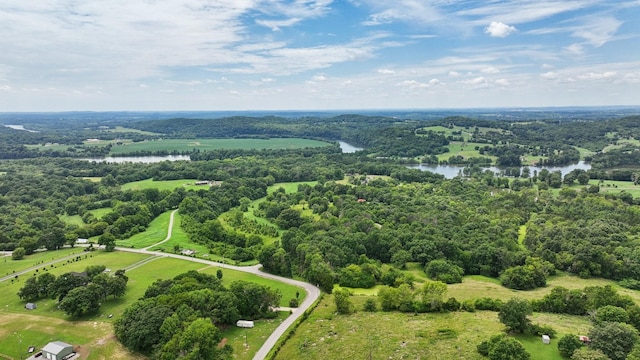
(113, 246, 320, 360)
(113, 208, 319, 360)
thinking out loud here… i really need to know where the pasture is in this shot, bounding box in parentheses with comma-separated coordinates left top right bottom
(274, 294, 590, 360)
(108, 138, 331, 154)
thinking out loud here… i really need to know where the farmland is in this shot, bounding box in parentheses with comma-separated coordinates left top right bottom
(108, 138, 331, 154)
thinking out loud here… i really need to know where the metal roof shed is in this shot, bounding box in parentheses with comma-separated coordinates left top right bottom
(42, 341, 73, 360)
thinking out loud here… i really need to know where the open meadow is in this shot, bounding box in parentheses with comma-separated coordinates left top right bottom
(274, 294, 590, 360)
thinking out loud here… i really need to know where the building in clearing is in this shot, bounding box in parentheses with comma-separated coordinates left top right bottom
(42, 341, 74, 360)
(542, 335, 551, 344)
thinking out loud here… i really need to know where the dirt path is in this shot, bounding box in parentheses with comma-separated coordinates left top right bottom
(141, 209, 177, 251)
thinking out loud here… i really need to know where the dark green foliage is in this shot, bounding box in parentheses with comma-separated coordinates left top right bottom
(478, 334, 530, 360)
(363, 297, 377, 312)
(334, 288, 354, 315)
(526, 323, 556, 338)
(475, 298, 504, 312)
(338, 264, 376, 288)
(11, 247, 25, 260)
(443, 297, 461, 312)
(557, 334, 583, 358)
(589, 322, 639, 360)
(593, 305, 630, 325)
(498, 298, 532, 333)
(288, 298, 299, 308)
(425, 259, 464, 284)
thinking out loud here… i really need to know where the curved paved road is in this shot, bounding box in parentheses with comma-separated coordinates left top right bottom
(113, 247, 320, 360)
(113, 208, 319, 360)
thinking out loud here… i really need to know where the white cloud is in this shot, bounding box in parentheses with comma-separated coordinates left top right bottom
(256, 18, 302, 31)
(577, 72, 616, 80)
(378, 69, 396, 74)
(565, 44, 584, 54)
(400, 80, 428, 88)
(481, 66, 500, 74)
(460, 76, 488, 85)
(312, 74, 328, 81)
(448, 71, 461, 77)
(542, 64, 554, 69)
(360, 0, 444, 25)
(484, 22, 517, 37)
(572, 16, 622, 47)
(459, 1, 590, 25)
(540, 72, 559, 80)
(495, 79, 510, 86)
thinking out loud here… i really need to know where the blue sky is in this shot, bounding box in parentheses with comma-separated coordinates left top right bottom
(0, 0, 639, 111)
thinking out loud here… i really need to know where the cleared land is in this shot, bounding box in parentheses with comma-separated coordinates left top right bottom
(274, 294, 590, 360)
(109, 138, 331, 154)
(120, 178, 200, 191)
(116, 210, 173, 248)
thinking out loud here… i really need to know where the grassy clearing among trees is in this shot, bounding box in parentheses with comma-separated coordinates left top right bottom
(274, 294, 591, 360)
(116, 210, 173, 248)
(120, 178, 199, 191)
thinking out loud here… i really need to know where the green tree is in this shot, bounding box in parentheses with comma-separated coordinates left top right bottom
(334, 287, 354, 314)
(12, 247, 25, 260)
(557, 334, 583, 358)
(570, 347, 609, 360)
(158, 318, 226, 360)
(216, 269, 223, 280)
(488, 337, 530, 360)
(425, 259, 464, 284)
(499, 297, 532, 333)
(593, 305, 629, 325)
(115, 298, 174, 353)
(17, 277, 40, 301)
(420, 280, 448, 311)
(589, 321, 639, 360)
(59, 284, 102, 317)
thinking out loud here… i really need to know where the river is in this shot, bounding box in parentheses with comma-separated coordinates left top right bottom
(338, 141, 363, 153)
(408, 161, 592, 179)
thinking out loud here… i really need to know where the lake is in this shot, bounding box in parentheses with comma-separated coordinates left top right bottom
(408, 161, 592, 179)
(338, 141, 364, 153)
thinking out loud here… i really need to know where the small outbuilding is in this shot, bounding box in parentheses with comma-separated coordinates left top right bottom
(25, 302, 37, 310)
(42, 341, 74, 360)
(542, 335, 551, 344)
(236, 320, 254, 328)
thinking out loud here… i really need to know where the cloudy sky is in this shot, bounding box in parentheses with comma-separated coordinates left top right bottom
(1, 0, 639, 111)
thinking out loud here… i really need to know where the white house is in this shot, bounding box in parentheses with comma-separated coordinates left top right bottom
(42, 341, 74, 360)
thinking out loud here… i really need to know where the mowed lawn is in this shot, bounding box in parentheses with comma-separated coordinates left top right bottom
(116, 210, 173, 248)
(109, 138, 331, 155)
(274, 294, 590, 360)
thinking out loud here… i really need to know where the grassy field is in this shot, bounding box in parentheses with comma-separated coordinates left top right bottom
(587, 179, 640, 196)
(88, 207, 113, 220)
(105, 126, 161, 135)
(274, 294, 589, 360)
(109, 138, 331, 155)
(116, 210, 173, 248)
(60, 214, 84, 226)
(0, 247, 86, 277)
(448, 272, 640, 304)
(436, 142, 497, 163)
(121, 178, 200, 191)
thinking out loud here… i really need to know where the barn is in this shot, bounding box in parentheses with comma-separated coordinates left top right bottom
(41, 341, 74, 360)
